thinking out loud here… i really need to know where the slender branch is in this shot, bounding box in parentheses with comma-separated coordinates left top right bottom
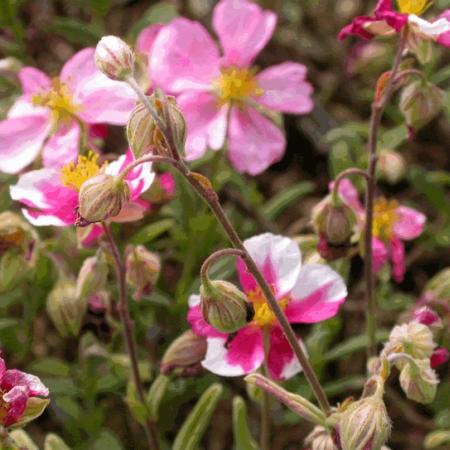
(200, 248, 246, 286)
(364, 29, 408, 357)
(101, 223, 160, 450)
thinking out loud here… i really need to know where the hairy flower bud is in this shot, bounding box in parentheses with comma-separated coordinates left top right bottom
(76, 252, 109, 300)
(339, 395, 391, 450)
(78, 174, 130, 224)
(126, 93, 186, 159)
(160, 330, 207, 376)
(125, 245, 161, 301)
(305, 426, 338, 450)
(400, 81, 444, 132)
(47, 279, 87, 337)
(200, 279, 254, 333)
(95, 36, 134, 81)
(377, 150, 406, 185)
(399, 359, 438, 404)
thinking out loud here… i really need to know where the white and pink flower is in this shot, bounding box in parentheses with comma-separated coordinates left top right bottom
(339, 0, 450, 48)
(188, 233, 347, 380)
(147, 0, 313, 175)
(337, 179, 426, 283)
(0, 48, 137, 174)
(10, 150, 154, 243)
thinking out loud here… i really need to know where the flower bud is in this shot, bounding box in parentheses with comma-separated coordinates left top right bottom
(424, 267, 450, 302)
(160, 330, 207, 376)
(413, 307, 442, 330)
(47, 279, 87, 337)
(305, 426, 338, 450)
(95, 36, 134, 81)
(200, 279, 254, 333)
(430, 348, 449, 369)
(339, 395, 391, 450)
(0, 251, 29, 294)
(125, 245, 161, 301)
(377, 150, 406, 185)
(424, 430, 450, 449)
(75, 252, 109, 300)
(126, 92, 186, 159)
(400, 81, 444, 132)
(399, 359, 438, 404)
(78, 174, 130, 224)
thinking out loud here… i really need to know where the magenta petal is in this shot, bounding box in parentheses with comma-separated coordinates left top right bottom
(42, 122, 80, 169)
(256, 62, 314, 114)
(2, 386, 28, 427)
(393, 206, 426, 240)
(228, 107, 285, 175)
(390, 236, 405, 283)
(237, 257, 258, 294)
(431, 348, 449, 368)
(2, 369, 49, 397)
(437, 10, 450, 47)
(18, 67, 51, 95)
(225, 326, 264, 373)
(372, 237, 389, 273)
(187, 296, 226, 339)
(212, 0, 276, 67)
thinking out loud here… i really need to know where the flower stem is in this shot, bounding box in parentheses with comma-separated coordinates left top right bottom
(331, 168, 371, 203)
(364, 29, 408, 357)
(200, 248, 246, 287)
(101, 223, 160, 450)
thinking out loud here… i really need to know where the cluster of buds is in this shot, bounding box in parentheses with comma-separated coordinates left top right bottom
(0, 212, 38, 293)
(125, 245, 161, 301)
(200, 278, 254, 333)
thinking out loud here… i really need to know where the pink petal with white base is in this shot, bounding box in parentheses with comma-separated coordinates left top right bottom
(286, 264, 347, 323)
(202, 326, 264, 377)
(177, 91, 228, 160)
(256, 62, 314, 114)
(228, 107, 285, 175)
(390, 236, 405, 283)
(0, 114, 51, 174)
(42, 122, 80, 168)
(393, 206, 426, 240)
(188, 294, 226, 339)
(241, 233, 302, 297)
(7, 97, 47, 119)
(150, 18, 221, 93)
(437, 10, 450, 47)
(408, 14, 450, 46)
(2, 369, 49, 397)
(18, 67, 50, 95)
(212, 0, 276, 67)
(2, 386, 28, 427)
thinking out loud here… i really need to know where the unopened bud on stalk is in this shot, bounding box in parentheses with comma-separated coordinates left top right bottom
(160, 330, 207, 376)
(76, 251, 109, 300)
(399, 359, 438, 404)
(305, 426, 338, 450)
(127, 93, 186, 159)
(399, 81, 444, 133)
(95, 36, 135, 81)
(424, 267, 450, 301)
(125, 245, 161, 301)
(47, 279, 87, 337)
(200, 279, 254, 333)
(424, 430, 450, 449)
(431, 348, 449, 369)
(78, 174, 130, 224)
(377, 150, 406, 185)
(339, 392, 391, 450)
(413, 307, 442, 330)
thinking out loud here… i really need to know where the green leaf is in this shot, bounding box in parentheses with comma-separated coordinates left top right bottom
(323, 375, 366, 397)
(46, 18, 103, 46)
(44, 434, 72, 450)
(232, 397, 259, 450)
(125, 381, 150, 425)
(147, 374, 170, 421)
(130, 219, 175, 245)
(173, 383, 223, 450)
(9, 430, 38, 450)
(128, 2, 178, 39)
(29, 357, 70, 377)
(92, 431, 124, 450)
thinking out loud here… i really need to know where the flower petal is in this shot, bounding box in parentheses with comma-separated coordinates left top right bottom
(212, 0, 276, 67)
(393, 206, 426, 240)
(228, 107, 285, 175)
(0, 114, 50, 174)
(372, 237, 389, 273)
(286, 263, 347, 323)
(18, 67, 51, 95)
(2, 386, 28, 427)
(42, 122, 80, 169)
(136, 24, 164, 55)
(408, 14, 450, 44)
(150, 18, 221, 93)
(202, 326, 264, 376)
(187, 294, 226, 339)
(391, 236, 405, 283)
(2, 369, 49, 397)
(437, 10, 450, 47)
(256, 62, 314, 114)
(240, 233, 302, 297)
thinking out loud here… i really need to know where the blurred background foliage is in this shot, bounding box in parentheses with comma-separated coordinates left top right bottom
(0, 0, 449, 449)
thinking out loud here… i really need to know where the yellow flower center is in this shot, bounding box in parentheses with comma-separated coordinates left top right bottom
(373, 198, 399, 240)
(32, 77, 81, 124)
(214, 67, 263, 106)
(397, 0, 430, 15)
(60, 152, 104, 191)
(247, 287, 289, 328)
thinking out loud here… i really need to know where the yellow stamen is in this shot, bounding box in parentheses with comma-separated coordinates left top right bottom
(372, 198, 399, 240)
(214, 67, 263, 106)
(32, 77, 81, 124)
(247, 287, 289, 328)
(397, 0, 431, 15)
(60, 152, 104, 191)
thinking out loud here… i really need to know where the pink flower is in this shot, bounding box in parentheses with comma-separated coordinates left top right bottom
(339, 0, 450, 48)
(336, 179, 425, 282)
(0, 357, 49, 427)
(10, 150, 154, 243)
(0, 48, 137, 174)
(149, 0, 313, 175)
(413, 306, 442, 327)
(188, 233, 347, 380)
(431, 347, 449, 368)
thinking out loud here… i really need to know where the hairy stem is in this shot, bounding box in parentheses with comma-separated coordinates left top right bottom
(364, 29, 408, 357)
(102, 223, 160, 450)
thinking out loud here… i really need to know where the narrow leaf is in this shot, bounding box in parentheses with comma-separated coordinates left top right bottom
(232, 397, 259, 450)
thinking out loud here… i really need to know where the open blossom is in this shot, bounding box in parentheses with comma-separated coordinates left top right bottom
(0, 48, 137, 174)
(339, 0, 450, 48)
(337, 179, 425, 282)
(10, 150, 154, 243)
(188, 233, 347, 380)
(0, 357, 49, 427)
(148, 0, 313, 175)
